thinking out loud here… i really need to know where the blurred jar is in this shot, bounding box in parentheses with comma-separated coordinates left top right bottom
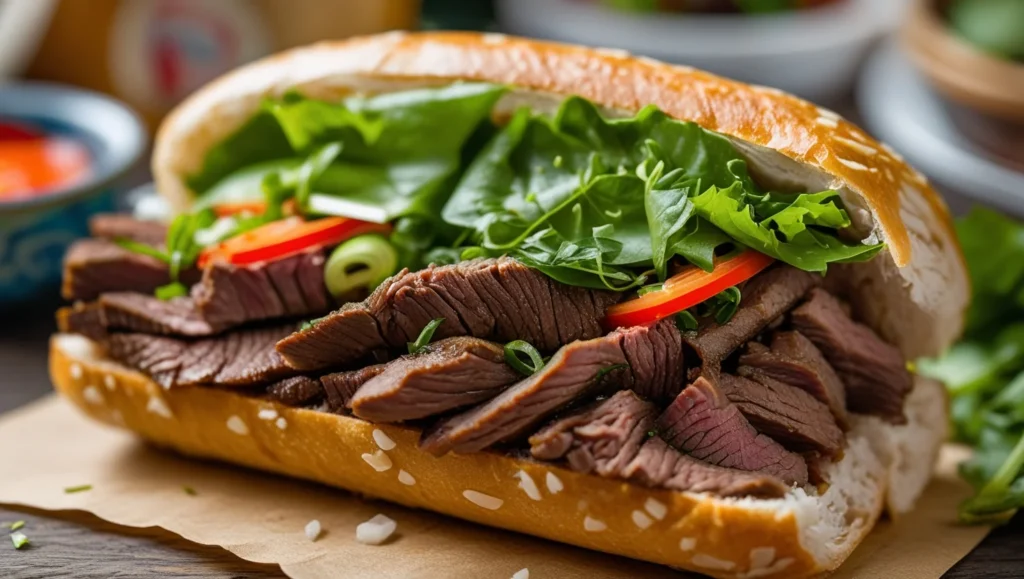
(22, 0, 420, 131)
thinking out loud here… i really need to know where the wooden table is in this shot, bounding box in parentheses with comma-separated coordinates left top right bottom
(1, 297, 1021, 579)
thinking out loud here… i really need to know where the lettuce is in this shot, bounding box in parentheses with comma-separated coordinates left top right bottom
(189, 83, 508, 225)
(919, 208, 1024, 522)
(443, 96, 881, 286)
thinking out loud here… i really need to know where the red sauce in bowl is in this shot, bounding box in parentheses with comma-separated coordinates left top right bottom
(0, 121, 92, 202)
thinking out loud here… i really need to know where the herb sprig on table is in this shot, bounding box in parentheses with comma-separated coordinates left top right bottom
(920, 208, 1024, 522)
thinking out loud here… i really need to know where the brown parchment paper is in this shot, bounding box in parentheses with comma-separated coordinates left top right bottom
(0, 397, 993, 579)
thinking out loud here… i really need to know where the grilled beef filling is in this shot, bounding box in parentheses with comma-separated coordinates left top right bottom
(59, 215, 916, 499)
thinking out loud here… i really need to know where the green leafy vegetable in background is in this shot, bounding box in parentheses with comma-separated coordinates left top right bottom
(949, 0, 1024, 62)
(443, 96, 880, 288)
(919, 208, 1024, 522)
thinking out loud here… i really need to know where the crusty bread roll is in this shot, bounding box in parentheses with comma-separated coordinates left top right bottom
(52, 31, 966, 578)
(51, 333, 947, 579)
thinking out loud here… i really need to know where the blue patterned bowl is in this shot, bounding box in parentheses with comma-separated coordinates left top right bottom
(0, 83, 146, 305)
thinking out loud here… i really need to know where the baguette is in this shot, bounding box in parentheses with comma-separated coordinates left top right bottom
(55, 31, 966, 578)
(51, 332, 947, 578)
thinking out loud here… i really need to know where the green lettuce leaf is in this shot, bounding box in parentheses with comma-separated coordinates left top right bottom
(189, 83, 508, 225)
(444, 96, 881, 285)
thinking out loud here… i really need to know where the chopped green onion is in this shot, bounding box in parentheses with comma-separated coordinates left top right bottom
(64, 484, 92, 494)
(408, 318, 445, 355)
(594, 363, 629, 381)
(11, 531, 28, 550)
(637, 283, 663, 296)
(504, 340, 545, 376)
(675, 311, 698, 331)
(155, 282, 188, 301)
(713, 286, 742, 325)
(114, 239, 170, 264)
(10, 521, 25, 531)
(324, 235, 399, 298)
(183, 486, 197, 496)
(299, 316, 327, 332)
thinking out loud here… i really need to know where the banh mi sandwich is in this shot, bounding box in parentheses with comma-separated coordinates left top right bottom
(52, 32, 968, 578)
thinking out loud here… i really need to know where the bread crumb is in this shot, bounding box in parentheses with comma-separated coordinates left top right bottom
(304, 519, 321, 541)
(511, 568, 529, 579)
(463, 490, 503, 510)
(70, 363, 83, 380)
(515, 470, 541, 501)
(397, 469, 416, 486)
(361, 450, 392, 472)
(82, 386, 104, 405)
(583, 516, 606, 532)
(631, 510, 653, 530)
(146, 396, 173, 419)
(372, 429, 396, 451)
(356, 514, 396, 545)
(275, 417, 288, 430)
(545, 472, 563, 494)
(103, 375, 117, 391)
(257, 408, 278, 421)
(679, 537, 697, 551)
(644, 498, 667, 520)
(226, 415, 249, 435)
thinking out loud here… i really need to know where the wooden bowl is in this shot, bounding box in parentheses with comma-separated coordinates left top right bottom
(903, 0, 1024, 123)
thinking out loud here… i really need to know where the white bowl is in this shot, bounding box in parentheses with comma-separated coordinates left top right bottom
(857, 41, 1024, 218)
(496, 0, 908, 103)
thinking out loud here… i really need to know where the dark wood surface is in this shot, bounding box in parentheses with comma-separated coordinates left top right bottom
(0, 297, 1021, 579)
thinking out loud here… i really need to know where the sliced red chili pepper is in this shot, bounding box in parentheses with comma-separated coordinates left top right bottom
(198, 216, 391, 268)
(603, 250, 775, 328)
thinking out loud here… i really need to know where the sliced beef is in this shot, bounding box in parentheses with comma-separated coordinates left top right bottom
(267, 376, 324, 407)
(106, 326, 296, 390)
(740, 331, 849, 428)
(349, 337, 521, 423)
(656, 376, 809, 484)
(62, 239, 172, 301)
(792, 289, 912, 424)
(57, 302, 107, 341)
(722, 370, 844, 457)
(99, 292, 218, 336)
(682, 266, 820, 366)
(617, 319, 685, 402)
(88, 214, 167, 245)
(420, 332, 627, 456)
(194, 250, 333, 328)
(277, 257, 620, 371)
(321, 364, 387, 413)
(623, 437, 787, 498)
(529, 390, 656, 477)
(276, 303, 387, 371)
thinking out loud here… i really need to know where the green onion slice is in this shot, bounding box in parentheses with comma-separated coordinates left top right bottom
(155, 282, 188, 301)
(11, 532, 28, 550)
(408, 318, 445, 355)
(504, 340, 545, 376)
(64, 484, 92, 494)
(10, 521, 25, 531)
(324, 234, 399, 298)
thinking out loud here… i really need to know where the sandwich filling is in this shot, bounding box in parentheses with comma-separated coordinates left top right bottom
(58, 84, 910, 499)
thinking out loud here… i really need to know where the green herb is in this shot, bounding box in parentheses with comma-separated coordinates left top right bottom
(10, 521, 25, 532)
(918, 208, 1024, 522)
(155, 282, 188, 301)
(299, 316, 327, 332)
(442, 96, 880, 289)
(114, 209, 217, 292)
(11, 531, 28, 550)
(64, 484, 92, 494)
(191, 83, 508, 229)
(504, 340, 546, 376)
(950, 0, 1024, 62)
(594, 363, 629, 382)
(183, 486, 197, 496)
(675, 311, 699, 332)
(694, 286, 742, 325)
(408, 318, 445, 355)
